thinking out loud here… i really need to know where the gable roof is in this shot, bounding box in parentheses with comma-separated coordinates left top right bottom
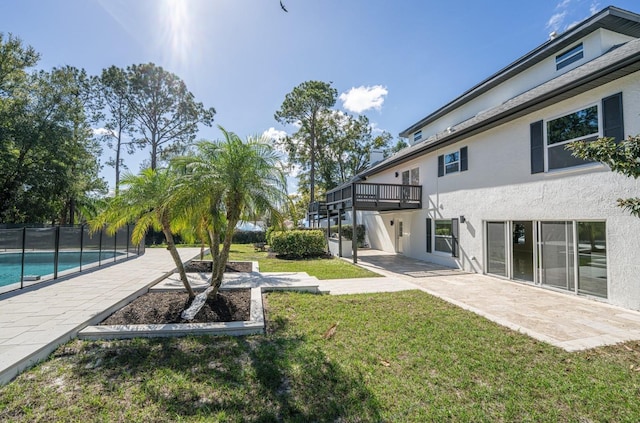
(363, 36, 640, 177)
(399, 6, 640, 138)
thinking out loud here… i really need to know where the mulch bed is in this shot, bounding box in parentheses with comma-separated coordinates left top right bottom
(99, 260, 254, 325)
(184, 261, 252, 273)
(100, 289, 251, 325)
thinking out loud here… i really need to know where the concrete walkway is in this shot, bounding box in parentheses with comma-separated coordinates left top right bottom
(0, 248, 200, 385)
(351, 249, 640, 351)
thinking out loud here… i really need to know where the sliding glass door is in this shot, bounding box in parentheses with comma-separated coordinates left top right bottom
(512, 221, 534, 282)
(485, 220, 607, 299)
(539, 221, 575, 291)
(486, 222, 507, 277)
(577, 222, 607, 298)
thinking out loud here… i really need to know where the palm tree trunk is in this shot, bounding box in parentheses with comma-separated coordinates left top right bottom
(161, 216, 195, 299)
(208, 217, 237, 299)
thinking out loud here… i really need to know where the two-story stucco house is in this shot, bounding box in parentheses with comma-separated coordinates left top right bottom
(323, 6, 640, 311)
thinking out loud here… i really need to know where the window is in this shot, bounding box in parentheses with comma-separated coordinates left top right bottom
(531, 93, 623, 174)
(556, 43, 583, 70)
(438, 147, 468, 177)
(434, 220, 453, 254)
(402, 168, 419, 185)
(546, 105, 598, 170)
(445, 151, 459, 174)
(401, 170, 410, 185)
(413, 130, 422, 143)
(410, 168, 419, 185)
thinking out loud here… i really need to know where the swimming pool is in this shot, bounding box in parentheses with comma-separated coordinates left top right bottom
(0, 251, 124, 288)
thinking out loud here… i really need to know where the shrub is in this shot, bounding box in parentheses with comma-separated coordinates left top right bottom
(270, 230, 326, 258)
(232, 230, 266, 244)
(265, 226, 277, 245)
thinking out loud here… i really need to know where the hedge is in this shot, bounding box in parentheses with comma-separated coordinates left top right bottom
(232, 230, 266, 244)
(270, 230, 326, 258)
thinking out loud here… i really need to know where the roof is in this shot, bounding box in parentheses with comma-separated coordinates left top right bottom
(399, 6, 640, 138)
(362, 36, 640, 177)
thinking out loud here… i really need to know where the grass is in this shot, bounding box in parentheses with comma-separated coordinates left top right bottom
(220, 243, 381, 280)
(1, 290, 640, 422)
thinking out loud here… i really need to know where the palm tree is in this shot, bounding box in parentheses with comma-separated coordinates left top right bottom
(174, 126, 287, 298)
(91, 168, 196, 298)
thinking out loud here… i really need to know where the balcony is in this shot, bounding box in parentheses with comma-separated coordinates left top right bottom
(326, 182, 422, 211)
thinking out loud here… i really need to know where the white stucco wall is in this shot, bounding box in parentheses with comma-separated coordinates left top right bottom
(410, 29, 635, 144)
(364, 72, 640, 310)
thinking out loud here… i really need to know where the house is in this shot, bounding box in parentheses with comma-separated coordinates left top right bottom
(322, 6, 640, 311)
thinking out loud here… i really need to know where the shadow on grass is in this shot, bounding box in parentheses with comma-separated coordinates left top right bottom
(70, 331, 382, 421)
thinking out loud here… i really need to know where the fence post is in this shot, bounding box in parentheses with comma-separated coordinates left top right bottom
(20, 227, 26, 289)
(113, 226, 117, 262)
(98, 227, 103, 267)
(126, 224, 130, 258)
(79, 224, 84, 271)
(54, 226, 60, 279)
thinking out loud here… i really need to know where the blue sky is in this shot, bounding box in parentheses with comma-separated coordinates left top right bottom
(2, 0, 639, 193)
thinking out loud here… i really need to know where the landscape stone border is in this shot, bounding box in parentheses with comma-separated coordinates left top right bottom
(78, 260, 320, 340)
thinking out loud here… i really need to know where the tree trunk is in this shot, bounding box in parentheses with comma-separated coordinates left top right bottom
(161, 215, 195, 299)
(115, 131, 122, 196)
(208, 216, 238, 300)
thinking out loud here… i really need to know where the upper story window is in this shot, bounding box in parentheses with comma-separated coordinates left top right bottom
(556, 43, 583, 70)
(530, 92, 623, 175)
(437, 146, 468, 177)
(444, 152, 459, 174)
(545, 105, 598, 171)
(413, 130, 422, 143)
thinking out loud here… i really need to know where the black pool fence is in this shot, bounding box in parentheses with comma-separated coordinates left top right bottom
(0, 224, 145, 294)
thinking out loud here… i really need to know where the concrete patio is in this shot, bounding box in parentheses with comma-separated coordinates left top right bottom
(352, 249, 640, 351)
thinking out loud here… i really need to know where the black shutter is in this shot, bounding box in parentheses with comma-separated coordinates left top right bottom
(530, 120, 544, 174)
(602, 92, 624, 143)
(451, 218, 459, 258)
(460, 146, 468, 171)
(438, 155, 444, 177)
(426, 218, 432, 253)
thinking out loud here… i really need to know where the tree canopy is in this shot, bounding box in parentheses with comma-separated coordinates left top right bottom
(0, 34, 105, 223)
(569, 135, 640, 217)
(275, 80, 337, 203)
(125, 63, 216, 170)
(283, 110, 392, 195)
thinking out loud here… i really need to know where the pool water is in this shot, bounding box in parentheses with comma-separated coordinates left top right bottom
(0, 251, 123, 288)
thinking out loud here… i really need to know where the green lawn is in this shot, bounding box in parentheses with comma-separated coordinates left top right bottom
(1, 290, 639, 422)
(222, 243, 380, 280)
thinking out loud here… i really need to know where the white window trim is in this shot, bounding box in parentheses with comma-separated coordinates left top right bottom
(543, 102, 601, 173)
(433, 219, 454, 255)
(444, 151, 460, 175)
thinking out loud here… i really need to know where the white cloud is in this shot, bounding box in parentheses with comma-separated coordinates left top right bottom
(369, 122, 385, 135)
(546, 11, 567, 32)
(339, 85, 388, 114)
(262, 127, 288, 142)
(92, 127, 115, 137)
(546, 0, 602, 34)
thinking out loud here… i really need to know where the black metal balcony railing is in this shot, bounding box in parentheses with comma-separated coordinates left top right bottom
(325, 182, 422, 211)
(307, 201, 327, 213)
